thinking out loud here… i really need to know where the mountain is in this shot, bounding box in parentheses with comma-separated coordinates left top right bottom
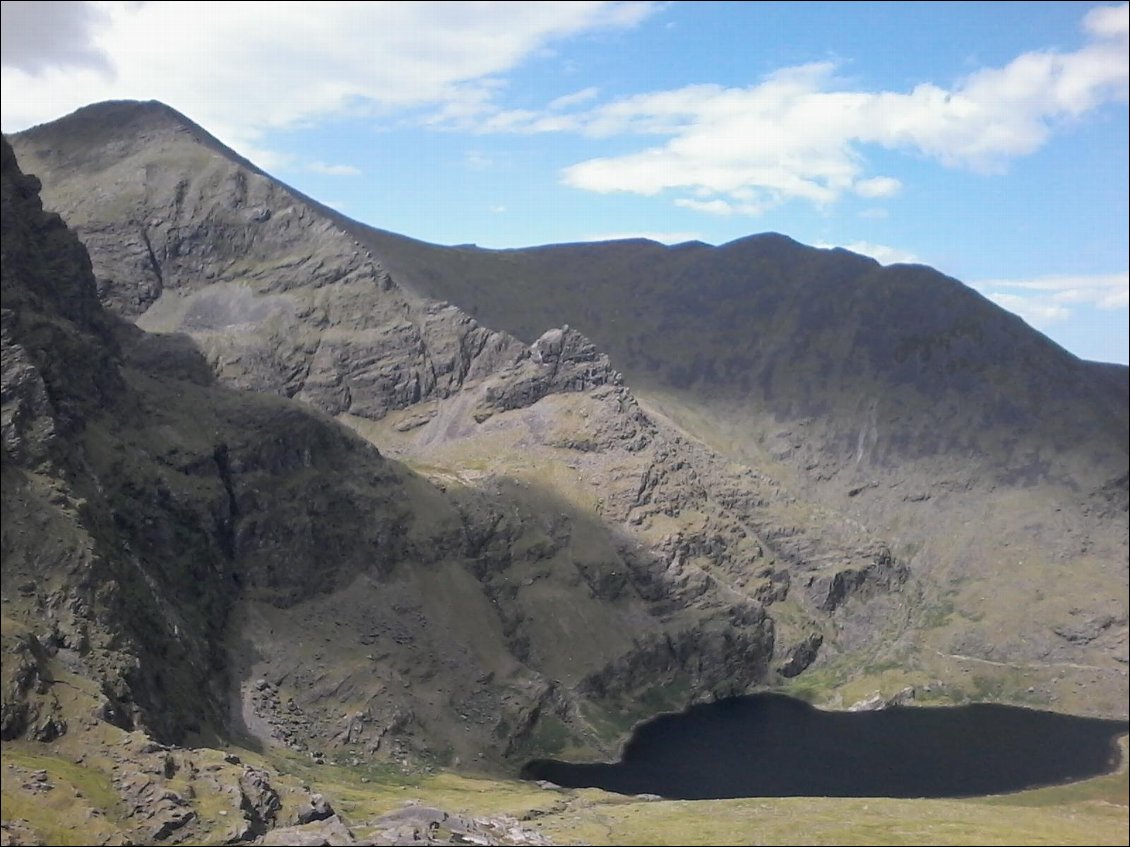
(3, 95, 1127, 843)
(3, 124, 884, 842)
(4, 96, 953, 834)
(10, 100, 1126, 727)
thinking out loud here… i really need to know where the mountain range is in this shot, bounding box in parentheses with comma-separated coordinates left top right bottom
(1, 99, 1126, 845)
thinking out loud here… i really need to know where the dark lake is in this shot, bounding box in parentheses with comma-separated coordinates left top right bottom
(521, 693, 1128, 799)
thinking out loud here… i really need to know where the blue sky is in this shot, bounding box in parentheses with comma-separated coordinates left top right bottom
(2, 1, 1127, 364)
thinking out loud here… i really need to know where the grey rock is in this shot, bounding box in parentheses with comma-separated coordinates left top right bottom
(776, 632, 824, 679)
(296, 792, 335, 825)
(476, 327, 620, 418)
(260, 814, 356, 846)
(239, 767, 282, 836)
(848, 686, 916, 712)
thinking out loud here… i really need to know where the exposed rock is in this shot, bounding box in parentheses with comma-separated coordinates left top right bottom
(576, 608, 773, 703)
(3, 96, 1126, 847)
(238, 766, 282, 836)
(848, 686, 917, 712)
(474, 327, 620, 420)
(260, 814, 355, 846)
(1053, 613, 1123, 645)
(776, 632, 824, 678)
(806, 548, 908, 613)
(0, 819, 45, 847)
(114, 765, 197, 842)
(295, 792, 336, 825)
(366, 806, 553, 846)
(1, 125, 924, 802)
(9, 103, 529, 431)
(1, 636, 65, 741)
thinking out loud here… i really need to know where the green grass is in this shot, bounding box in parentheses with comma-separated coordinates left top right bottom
(1, 746, 128, 846)
(3, 729, 1126, 846)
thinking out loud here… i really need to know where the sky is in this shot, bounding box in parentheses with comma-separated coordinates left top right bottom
(1, 1, 1127, 364)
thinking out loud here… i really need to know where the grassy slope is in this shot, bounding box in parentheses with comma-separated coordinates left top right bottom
(3, 727, 1126, 846)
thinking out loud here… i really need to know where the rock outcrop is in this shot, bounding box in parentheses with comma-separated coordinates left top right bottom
(476, 326, 621, 420)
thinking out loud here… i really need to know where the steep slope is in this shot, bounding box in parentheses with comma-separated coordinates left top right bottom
(8, 101, 1128, 720)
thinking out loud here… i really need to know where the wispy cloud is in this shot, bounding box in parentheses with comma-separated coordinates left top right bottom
(464, 150, 494, 170)
(971, 271, 1129, 333)
(854, 177, 902, 198)
(674, 197, 766, 216)
(972, 271, 1130, 325)
(550, 3, 1129, 214)
(307, 161, 362, 177)
(548, 86, 600, 111)
(1, 1, 660, 154)
(986, 293, 1072, 327)
(816, 241, 920, 265)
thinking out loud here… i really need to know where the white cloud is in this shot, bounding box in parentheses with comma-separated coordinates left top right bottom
(972, 271, 1130, 311)
(854, 176, 902, 198)
(815, 241, 920, 265)
(581, 230, 706, 244)
(307, 161, 362, 177)
(555, 5, 1129, 214)
(1084, 2, 1129, 38)
(973, 270, 1129, 332)
(0, 1, 659, 155)
(548, 86, 600, 111)
(673, 197, 770, 216)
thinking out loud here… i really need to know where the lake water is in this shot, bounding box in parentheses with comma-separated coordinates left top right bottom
(521, 693, 1128, 799)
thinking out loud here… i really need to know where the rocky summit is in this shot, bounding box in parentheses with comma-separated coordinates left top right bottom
(1, 101, 1127, 844)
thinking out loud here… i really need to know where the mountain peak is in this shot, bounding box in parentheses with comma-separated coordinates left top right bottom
(21, 99, 194, 139)
(12, 99, 263, 178)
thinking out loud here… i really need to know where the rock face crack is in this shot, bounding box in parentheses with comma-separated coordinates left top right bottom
(138, 225, 165, 300)
(213, 443, 239, 561)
